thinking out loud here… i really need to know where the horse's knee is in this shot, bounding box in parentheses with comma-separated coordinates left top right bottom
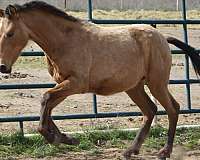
(143, 114, 154, 125)
(168, 96, 180, 121)
(41, 92, 51, 107)
(172, 99, 180, 113)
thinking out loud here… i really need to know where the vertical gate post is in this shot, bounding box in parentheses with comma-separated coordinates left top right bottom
(88, 0, 93, 21)
(182, 0, 191, 110)
(88, 0, 98, 115)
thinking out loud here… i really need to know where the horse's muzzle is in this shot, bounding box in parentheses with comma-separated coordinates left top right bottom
(0, 64, 11, 73)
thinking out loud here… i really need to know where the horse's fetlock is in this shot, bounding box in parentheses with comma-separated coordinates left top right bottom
(38, 126, 56, 144)
(38, 126, 47, 135)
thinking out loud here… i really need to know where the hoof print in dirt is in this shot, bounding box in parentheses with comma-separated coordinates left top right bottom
(0, 72, 33, 79)
(0, 103, 11, 109)
(14, 92, 34, 98)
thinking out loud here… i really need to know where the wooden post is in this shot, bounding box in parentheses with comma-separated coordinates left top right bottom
(64, 0, 67, 9)
(176, 0, 179, 11)
(120, 0, 123, 10)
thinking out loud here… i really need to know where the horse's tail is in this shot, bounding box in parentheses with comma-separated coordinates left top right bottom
(166, 36, 200, 76)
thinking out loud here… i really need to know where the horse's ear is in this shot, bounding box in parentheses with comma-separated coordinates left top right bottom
(0, 9, 4, 17)
(5, 5, 18, 19)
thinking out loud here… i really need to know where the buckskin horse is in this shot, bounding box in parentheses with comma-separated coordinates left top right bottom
(0, 1, 199, 159)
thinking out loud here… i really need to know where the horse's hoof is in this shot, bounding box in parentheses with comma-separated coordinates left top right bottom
(122, 156, 131, 160)
(158, 146, 171, 159)
(123, 151, 131, 159)
(123, 148, 139, 156)
(60, 133, 80, 145)
(122, 154, 131, 160)
(123, 148, 139, 160)
(70, 137, 80, 145)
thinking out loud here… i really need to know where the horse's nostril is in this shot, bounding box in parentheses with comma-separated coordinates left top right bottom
(0, 64, 8, 73)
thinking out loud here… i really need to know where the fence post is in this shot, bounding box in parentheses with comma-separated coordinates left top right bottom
(120, 0, 123, 10)
(182, 0, 191, 110)
(176, 0, 179, 11)
(64, 0, 67, 9)
(88, 0, 93, 21)
(87, 0, 98, 115)
(19, 121, 24, 136)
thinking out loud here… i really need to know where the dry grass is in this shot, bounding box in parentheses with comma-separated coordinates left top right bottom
(67, 10, 200, 28)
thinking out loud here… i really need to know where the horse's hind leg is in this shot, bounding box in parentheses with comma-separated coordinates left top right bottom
(123, 81, 157, 159)
(38, 78, 81, 145)
(148, 83, 180, 158)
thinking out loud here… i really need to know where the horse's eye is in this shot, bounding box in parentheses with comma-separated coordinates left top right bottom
(6, 32, 14, 38)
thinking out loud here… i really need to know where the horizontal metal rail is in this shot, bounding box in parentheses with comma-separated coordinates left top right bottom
(20, 49, 200, 57)
(21, 52, 44, 56)
(91, 19, 200, 24)
(0, 79, 199, 90)
(0, 83, 55, 89)
(1, 109, 200, 123)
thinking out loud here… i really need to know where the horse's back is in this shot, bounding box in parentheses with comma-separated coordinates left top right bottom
(88, 25, 151, 94)
(88, 24, 171, 95)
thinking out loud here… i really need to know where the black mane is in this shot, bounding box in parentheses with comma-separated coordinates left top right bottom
(9, 1, 78, 22)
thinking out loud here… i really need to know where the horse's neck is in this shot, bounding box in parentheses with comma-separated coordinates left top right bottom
(22, 12, 79, 58)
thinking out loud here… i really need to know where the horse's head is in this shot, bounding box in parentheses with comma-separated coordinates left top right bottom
(0, 5, 29, 73)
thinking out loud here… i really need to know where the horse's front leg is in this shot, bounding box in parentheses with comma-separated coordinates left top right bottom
(38, 77, 81, 145)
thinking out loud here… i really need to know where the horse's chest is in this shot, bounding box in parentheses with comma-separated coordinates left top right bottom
(47, 59, 66, 83)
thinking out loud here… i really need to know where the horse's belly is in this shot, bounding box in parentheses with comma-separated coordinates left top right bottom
(95, 86, 130, 96)
(90, 57, 145, 95)
(93, 75, 141, 96)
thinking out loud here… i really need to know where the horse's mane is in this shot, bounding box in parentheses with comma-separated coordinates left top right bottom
(8, 1, 78, 22)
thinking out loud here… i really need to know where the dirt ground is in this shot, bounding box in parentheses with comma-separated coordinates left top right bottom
(0, 28, 200, 159)
(15, 146, 200, 160)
